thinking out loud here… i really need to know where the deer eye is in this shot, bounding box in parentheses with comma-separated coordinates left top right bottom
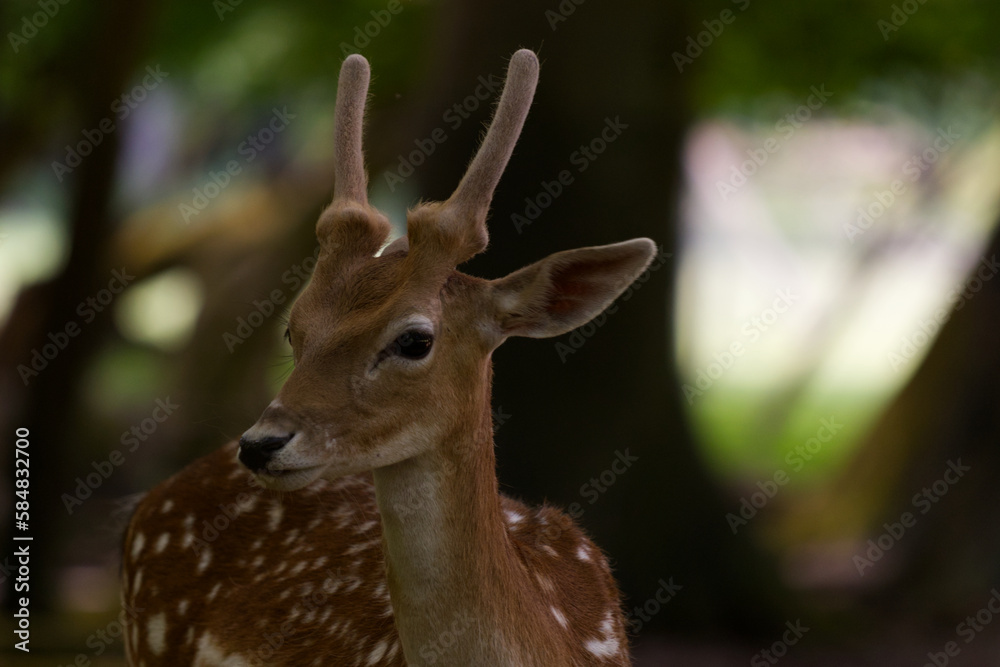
(392, 330, 433, 360)
(283, 328, 292, 344)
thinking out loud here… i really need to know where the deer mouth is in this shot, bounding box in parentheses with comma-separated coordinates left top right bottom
(254, 464, 327, 491)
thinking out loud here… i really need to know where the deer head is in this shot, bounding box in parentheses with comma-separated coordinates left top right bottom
(237, 50, 655, 491)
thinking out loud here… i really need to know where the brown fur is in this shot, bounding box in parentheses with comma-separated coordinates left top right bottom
(123, 49, 651, 666)
(123, 441, 626, 666)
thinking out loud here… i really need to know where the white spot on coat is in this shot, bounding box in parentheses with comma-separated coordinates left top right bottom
(386, 639, 400, 661)
(132, 568, 144, 595)
(207, 582, 222, 602)
(131, 532, 146, 560)
(366, 639, 388, 665)
(268, 502, 284, 531)
(147, 613, 167, 656)
(600, 612, 615, 635)
(197, 546, 212, 573)
(355, 519, 377, 534)
(584, 636, 621, 658)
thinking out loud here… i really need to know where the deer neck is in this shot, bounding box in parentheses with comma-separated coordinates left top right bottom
(371, 363, 558, 666)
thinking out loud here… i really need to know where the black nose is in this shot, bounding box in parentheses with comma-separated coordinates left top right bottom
(238, 434, 293, 472)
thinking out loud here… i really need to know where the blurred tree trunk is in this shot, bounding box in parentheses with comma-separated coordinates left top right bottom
(829, 219, 1000, 614)
(373, 0, 790, 637)
(0, 0, 156, 610)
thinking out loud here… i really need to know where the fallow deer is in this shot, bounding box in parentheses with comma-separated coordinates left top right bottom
(122, 49, 655, 666)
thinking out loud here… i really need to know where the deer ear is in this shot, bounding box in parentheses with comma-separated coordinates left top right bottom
(490, 238, 657, 340)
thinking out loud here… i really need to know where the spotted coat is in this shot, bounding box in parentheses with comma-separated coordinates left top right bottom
(122, 442, 629, 666)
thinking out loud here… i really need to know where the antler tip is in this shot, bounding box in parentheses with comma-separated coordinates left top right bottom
(340, 53, 370, 80)
(510, 49, 539, 75)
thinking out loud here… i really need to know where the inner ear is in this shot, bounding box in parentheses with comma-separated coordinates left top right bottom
(491, 238, 657, 340)
(546, 257, 626, 316)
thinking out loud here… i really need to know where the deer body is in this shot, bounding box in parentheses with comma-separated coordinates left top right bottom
(123, 50, 652, 666)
